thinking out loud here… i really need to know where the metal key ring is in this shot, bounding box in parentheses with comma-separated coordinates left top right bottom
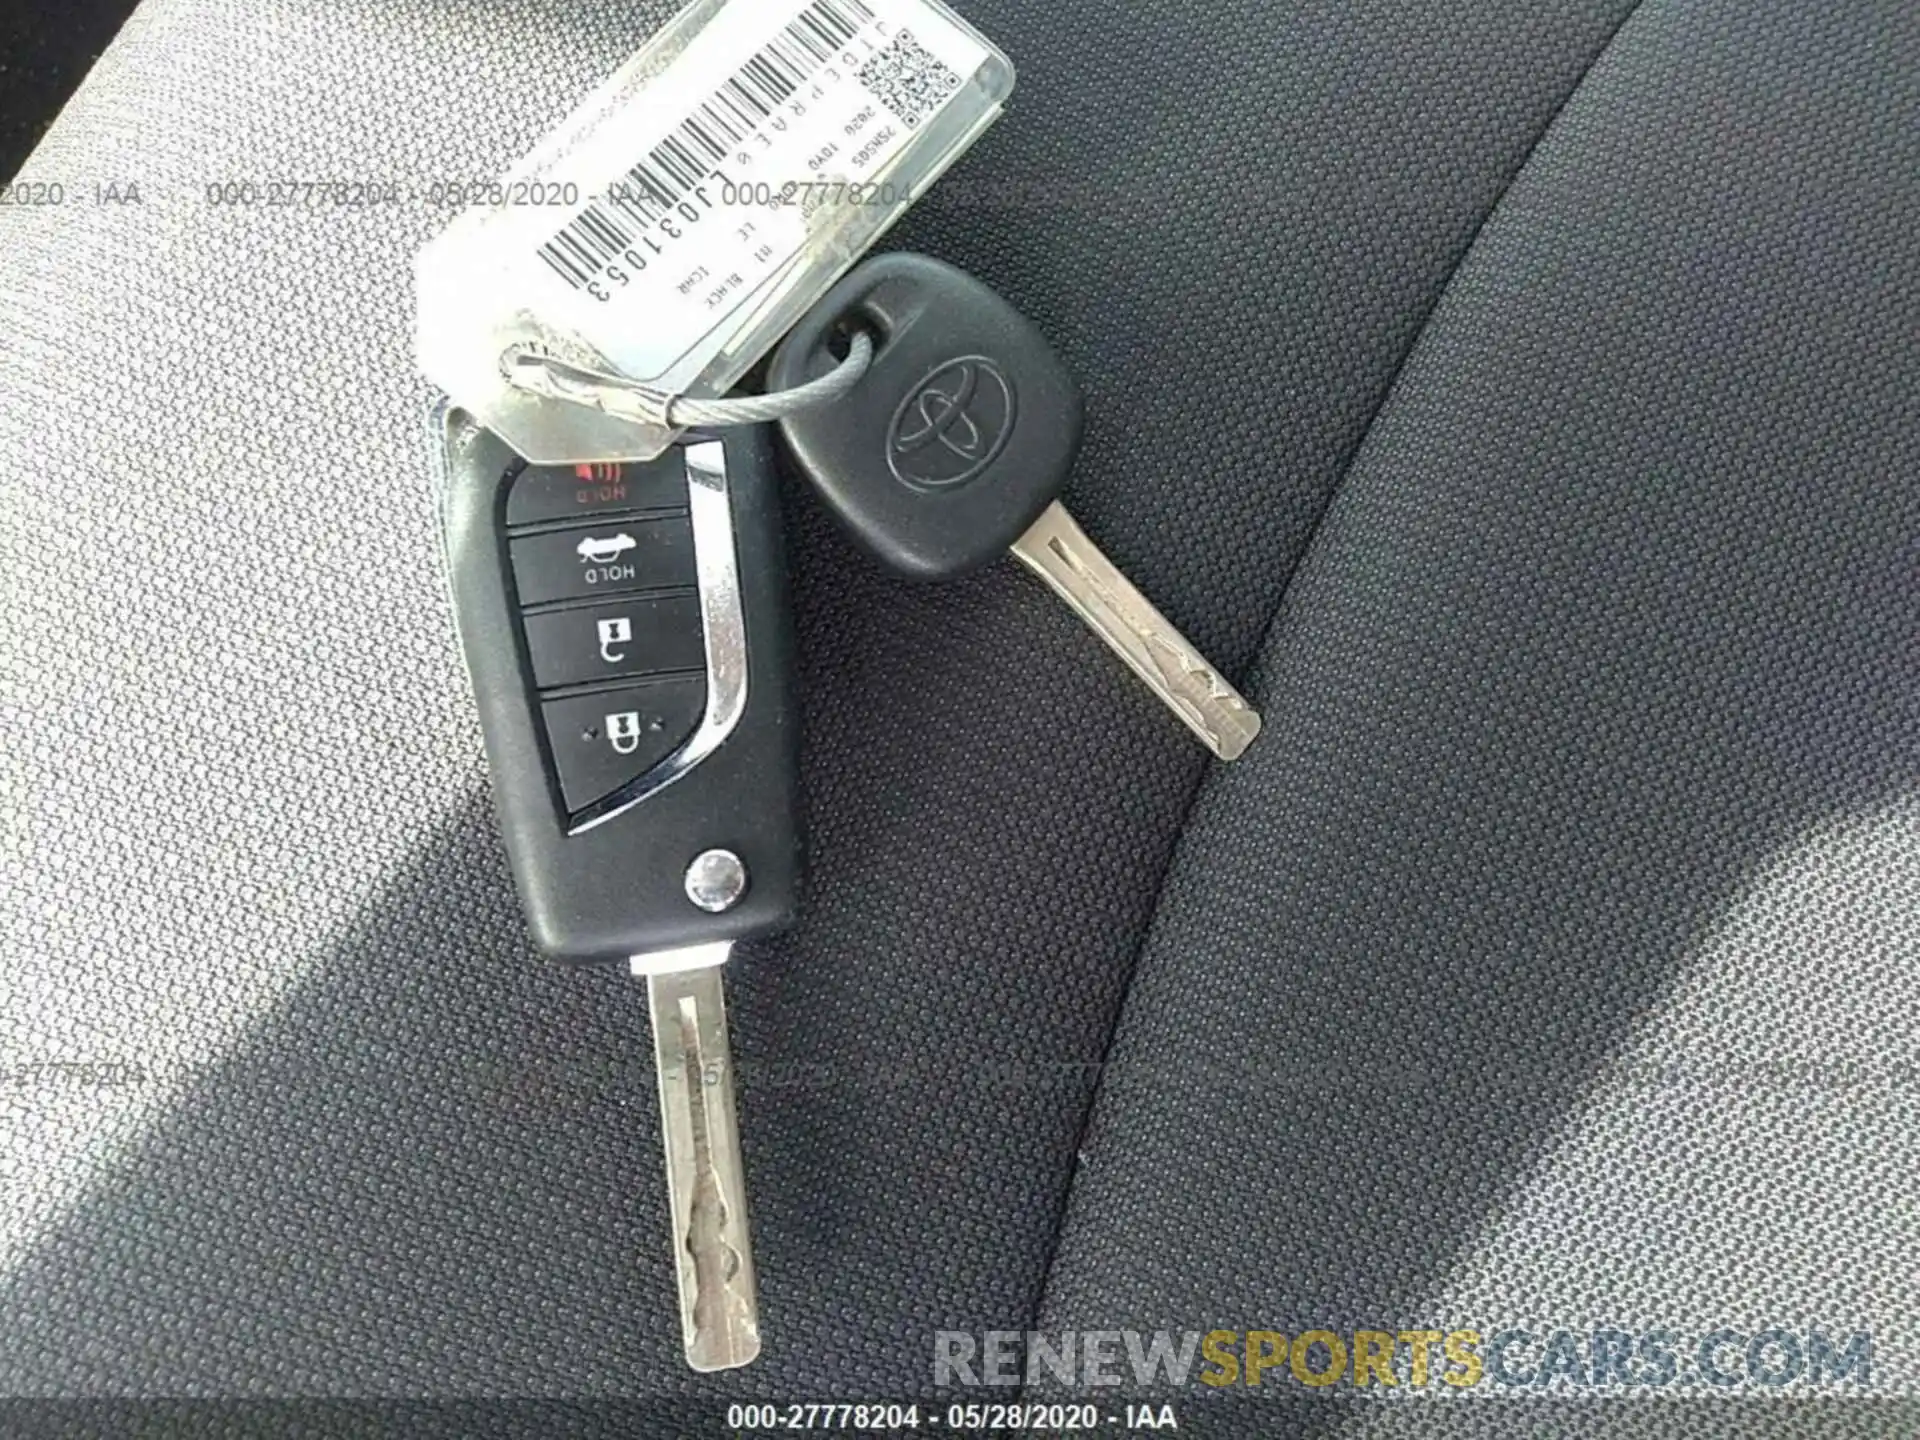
(502, 329, 874, 431)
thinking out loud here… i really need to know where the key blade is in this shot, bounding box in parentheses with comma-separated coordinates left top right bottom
(647, 962, 762, 1372)
(1010, 502, 1262, 762)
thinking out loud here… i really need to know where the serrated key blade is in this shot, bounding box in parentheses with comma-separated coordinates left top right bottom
(647, 963, 761, 1372)
(1011, 501, 1261, 761)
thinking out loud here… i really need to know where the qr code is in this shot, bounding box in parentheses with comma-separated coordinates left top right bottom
(857, 29, 962, 129)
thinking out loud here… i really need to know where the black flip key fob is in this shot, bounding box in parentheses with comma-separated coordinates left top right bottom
(435, 408, 801, 963)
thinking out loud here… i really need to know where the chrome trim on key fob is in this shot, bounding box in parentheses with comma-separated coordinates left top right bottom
(568, 440, 749, 835)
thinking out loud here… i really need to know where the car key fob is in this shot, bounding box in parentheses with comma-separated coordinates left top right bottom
(435, 406, 802, 963)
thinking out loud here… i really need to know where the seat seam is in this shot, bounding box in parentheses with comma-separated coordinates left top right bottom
(1012, 0, 1659, 1373)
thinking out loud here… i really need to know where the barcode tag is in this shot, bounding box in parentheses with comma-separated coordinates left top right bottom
(416, 0, 1013, 464)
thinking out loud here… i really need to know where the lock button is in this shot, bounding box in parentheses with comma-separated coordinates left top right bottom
(541, 678, 707, 813)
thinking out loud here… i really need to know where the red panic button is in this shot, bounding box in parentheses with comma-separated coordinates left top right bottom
(506, 453, 691, 527)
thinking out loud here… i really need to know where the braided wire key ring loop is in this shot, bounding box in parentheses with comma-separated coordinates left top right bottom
(502, 329, 874, 432)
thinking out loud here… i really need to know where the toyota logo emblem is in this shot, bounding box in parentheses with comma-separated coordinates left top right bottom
(886, 356, 1017, 490)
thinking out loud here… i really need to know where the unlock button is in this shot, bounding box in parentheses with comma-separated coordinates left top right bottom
(523, 596, 706, 689)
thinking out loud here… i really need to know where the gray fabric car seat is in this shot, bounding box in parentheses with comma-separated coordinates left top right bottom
(2, 0, 1915, 1432)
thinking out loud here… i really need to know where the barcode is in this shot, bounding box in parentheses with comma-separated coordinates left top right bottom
(538, 0, 876, 291)
(857, 30, 961, 128)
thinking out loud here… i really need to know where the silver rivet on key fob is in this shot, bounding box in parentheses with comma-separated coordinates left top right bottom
(770, 253, 1261, 761)
(435, 406, 800, 1372)
(685, 849, 749, 913)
